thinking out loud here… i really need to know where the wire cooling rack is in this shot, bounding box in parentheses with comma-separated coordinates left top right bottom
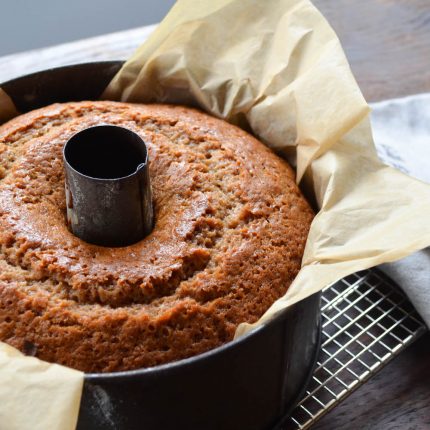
(283, 268, 428, 430)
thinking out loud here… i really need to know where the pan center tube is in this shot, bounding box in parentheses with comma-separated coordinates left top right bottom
(63, 124, 153, 247)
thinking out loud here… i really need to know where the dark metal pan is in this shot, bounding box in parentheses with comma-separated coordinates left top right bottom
(1, 62, 321, 430)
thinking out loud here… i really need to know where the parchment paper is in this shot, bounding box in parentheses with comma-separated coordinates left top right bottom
(0, 88, 18, 124)
(1, 0, 430, 428)
(0, 343, 83, 430)
(0, 88, 83, 430)
(103, 0, 430, 335)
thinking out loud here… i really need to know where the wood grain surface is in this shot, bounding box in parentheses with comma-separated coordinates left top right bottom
(1, 0, 430, 102)
(314, 0, 430, 101)
(311, 2, 430, 426)
(0, 1, 429, 429)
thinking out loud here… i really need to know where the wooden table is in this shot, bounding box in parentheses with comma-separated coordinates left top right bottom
(1, 1, 429, 429)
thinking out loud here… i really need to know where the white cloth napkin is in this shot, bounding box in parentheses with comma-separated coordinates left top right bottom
(370, 93, 430, 327)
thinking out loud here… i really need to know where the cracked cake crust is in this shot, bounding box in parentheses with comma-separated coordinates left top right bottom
(0, 101, 313, 372)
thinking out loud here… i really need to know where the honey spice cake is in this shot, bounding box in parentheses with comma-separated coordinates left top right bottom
(0, 101, 313, 373)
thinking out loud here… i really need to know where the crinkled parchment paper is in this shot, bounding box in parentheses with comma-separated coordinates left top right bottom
(0, 91, 83, 430)
(102, 0, 430, 335)
(1, 0, 430, 428)
(0, 343, 83, 430)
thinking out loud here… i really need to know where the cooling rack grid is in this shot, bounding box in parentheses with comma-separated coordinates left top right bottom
(284, 268, 427, 429)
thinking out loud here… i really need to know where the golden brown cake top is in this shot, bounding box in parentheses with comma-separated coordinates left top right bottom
(0, 101, 313, 372)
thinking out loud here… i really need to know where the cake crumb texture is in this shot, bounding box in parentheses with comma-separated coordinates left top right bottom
(0, 101, 313, 372)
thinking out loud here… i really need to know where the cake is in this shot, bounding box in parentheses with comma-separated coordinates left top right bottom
(0, 101, 313, 373)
